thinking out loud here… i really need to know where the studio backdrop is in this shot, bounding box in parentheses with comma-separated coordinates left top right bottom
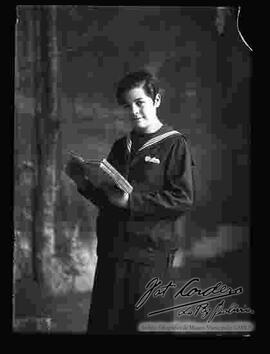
(14, 6, 252, 333)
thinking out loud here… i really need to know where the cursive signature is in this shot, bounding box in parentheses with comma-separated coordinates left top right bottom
(135, 277, 247, 320)
(173, 278, 242, 298)
(177, 299, 255, 322)
(135, 277, 177, 310)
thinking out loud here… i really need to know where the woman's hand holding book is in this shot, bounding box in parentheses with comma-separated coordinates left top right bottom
(65, 155, 88, 190)
(102, 184, 129, 209)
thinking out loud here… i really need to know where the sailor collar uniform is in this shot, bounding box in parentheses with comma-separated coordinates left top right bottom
(78, 123, 195, 333)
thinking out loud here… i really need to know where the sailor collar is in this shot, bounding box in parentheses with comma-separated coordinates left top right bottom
(126, 130, 182, 154)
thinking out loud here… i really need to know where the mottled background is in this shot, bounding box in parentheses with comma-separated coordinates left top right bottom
(14, 6, 252, 333)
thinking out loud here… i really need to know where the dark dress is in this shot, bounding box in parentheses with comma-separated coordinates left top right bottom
(78, 124, 195, 334)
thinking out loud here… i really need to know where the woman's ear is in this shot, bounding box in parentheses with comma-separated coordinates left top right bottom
(154, 93, 161, 108)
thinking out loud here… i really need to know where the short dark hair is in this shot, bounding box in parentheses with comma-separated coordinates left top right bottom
(116, 70, 160, 106)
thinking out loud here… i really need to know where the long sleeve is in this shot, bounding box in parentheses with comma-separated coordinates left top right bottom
(77, 178, 109, 208)
(128, 137, 195, 218)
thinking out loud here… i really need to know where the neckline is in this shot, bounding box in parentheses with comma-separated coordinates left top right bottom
(132, 124, 165, 138)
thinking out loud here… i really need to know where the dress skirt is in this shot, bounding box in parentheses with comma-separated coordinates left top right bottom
(87, 256, 176, 335)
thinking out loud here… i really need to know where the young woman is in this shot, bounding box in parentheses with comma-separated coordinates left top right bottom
(67, 70, 195, 334)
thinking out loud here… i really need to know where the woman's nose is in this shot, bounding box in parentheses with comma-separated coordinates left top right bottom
(131, 105, 140, 116)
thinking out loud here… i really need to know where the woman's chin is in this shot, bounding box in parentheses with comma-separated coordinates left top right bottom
(132, 120, 146, 129)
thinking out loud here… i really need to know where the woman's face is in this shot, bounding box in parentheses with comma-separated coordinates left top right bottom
(122, 86, 161, 133)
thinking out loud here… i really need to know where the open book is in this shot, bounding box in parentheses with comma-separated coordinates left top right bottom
(66, 151, 133, 195)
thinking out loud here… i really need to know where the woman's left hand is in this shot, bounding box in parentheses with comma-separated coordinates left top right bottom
(106, 186, 129, 208)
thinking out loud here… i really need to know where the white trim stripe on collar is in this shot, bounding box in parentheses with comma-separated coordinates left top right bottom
(127, 138, 132, 153)
(126, 130, 181, 153)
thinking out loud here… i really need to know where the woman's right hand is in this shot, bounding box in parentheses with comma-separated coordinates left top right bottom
(65, 156, 87, 189)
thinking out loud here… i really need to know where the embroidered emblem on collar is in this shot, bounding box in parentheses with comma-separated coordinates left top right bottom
(145, 156, 160, 164)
